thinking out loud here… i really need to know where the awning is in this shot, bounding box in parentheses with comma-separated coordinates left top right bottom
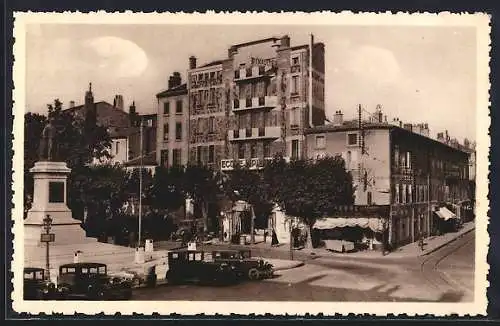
(313, 217, 385, 233)
(435, 207, 457, 221)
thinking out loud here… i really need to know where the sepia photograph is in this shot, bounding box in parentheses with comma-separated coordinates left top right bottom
(11, 12, 490, 316)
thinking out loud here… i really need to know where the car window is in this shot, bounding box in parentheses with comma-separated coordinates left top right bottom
(24, 272, 33, 280)
(204, 253, 212, 262)
(89, 267, 98, 274)
(98, 266, 106, 274)
(172, 253, 179, 259)
(35, 271, 44, 280)
(62, 267, 76, 274)
(81, 267, 89, 274)
(194, 252, 203, 261)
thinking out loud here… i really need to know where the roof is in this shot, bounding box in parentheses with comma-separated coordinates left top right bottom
(306, 122, 470, 155)
(24, 267, 45, 272)
(199, 59, 225, 68)
(156, 83, 187, 98)
(124, 151, 157, 167)
(59, 262, 107, 268)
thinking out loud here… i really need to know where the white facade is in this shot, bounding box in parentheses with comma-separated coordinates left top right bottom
(91, 137, 129, 165)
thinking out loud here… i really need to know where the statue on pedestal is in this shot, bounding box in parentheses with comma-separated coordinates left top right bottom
(39, 118, 58, 161)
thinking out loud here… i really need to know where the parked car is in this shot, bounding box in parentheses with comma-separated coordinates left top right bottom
(57, 262, 132, 300)
(212, 249, 274, 280)
(165, 249, 239, 285)
(23, 267, 58, 300)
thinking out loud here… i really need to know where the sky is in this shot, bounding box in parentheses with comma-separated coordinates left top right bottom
(25, 24, 477, 142)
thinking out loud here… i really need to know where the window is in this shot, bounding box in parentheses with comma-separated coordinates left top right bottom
(175, 123, 182, 140)
(290, 107, 300, 127)
(163, 102, 171, 115)
(402, 184, 407, 204)
(163, 123, 169, 141)
(250, 142, 257, 158)
(367, 191, 372, 205)
(197, 146, 202, 164)
(172, 149, 182, 166)
(251, 112, 258, 128)
(176, 100, 183, 114)
(395, 183, 400, 204)
(264, 142, 271, 158)
(347, 133, 358, 146)
(238, 114, 246, 129)
(408, 184, 412, 203)
(115, 141, 119, 155)
(208, 145, 215, 163)
(291, 76, 299, 94)
(238, 144, 245, 159)
(292, 56, 299, 66)
(161, 150, 169, 167)
(346, 151, 352, 167)
(315, 135, 326, 149)
(208, 116, 215, 133)
(291, 139, 299, 159)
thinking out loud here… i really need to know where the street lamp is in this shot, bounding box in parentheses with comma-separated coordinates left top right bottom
(42, 214, 54, 280)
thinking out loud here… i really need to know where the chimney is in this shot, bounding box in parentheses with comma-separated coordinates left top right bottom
(280, 35, 290, 49)
(129, 101, 137, 125)
(403, 123, 413, 132)
(189, 56, 197, 70)
(114, 95, 124, 110)
(332, 110, 343, 126)
(399, 120, 403, 128)
(168, 72, 182, 89)
(384, 115, 387, 123)
(69, 101, 75, 108)
(437, 132, 444, 141)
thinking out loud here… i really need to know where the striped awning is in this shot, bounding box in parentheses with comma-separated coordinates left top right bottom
(313, 217, 385, 233)
(435, 207, 457, 221)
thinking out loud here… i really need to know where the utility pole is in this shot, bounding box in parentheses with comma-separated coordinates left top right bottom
(250, 205, 255, 245)
(138, 118, 143, 248)
(289, 217, 294, 261)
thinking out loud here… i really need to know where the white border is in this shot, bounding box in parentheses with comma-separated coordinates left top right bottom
(12, 11, 491, 316)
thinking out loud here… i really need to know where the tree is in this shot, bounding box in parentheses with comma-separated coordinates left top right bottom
(148, 165, 185, 213)
(24, 99, 112, 214)
(183, 164, 222, 234)
(270, 155, 355, 249)
(224, 164, 274, 243)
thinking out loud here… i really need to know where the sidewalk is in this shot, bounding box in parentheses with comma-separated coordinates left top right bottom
(202, 221, 475, 261)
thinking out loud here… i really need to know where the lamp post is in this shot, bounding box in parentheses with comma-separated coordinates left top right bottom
(42, 214, 53, 280)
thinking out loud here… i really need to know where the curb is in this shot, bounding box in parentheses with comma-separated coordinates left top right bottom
(420, 227, 475, 257)
(273, 261, 305, 271)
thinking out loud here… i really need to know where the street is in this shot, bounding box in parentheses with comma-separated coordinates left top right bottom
(133, 230, 475, 302)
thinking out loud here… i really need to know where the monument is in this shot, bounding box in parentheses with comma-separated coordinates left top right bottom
(23, 119, 162, 277)
(24, 118, 94, 245)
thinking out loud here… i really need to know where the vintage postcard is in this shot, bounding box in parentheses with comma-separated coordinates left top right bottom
(11, 11, 490, 316)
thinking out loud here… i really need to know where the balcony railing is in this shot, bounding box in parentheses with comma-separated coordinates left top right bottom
(234, 65, 275, 82)
(228, 126, 281, 141)
(232, 96, 278, 112)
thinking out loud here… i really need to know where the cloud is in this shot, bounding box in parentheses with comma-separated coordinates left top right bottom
(83, 36, 148, 78)
(345, 45, 401, 84)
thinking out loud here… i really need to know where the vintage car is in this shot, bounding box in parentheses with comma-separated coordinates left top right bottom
(211, 249, 274, 280)
(57, 262, 133, 300)
(23, 267, 58, 300)
(165, 249, 239, 285)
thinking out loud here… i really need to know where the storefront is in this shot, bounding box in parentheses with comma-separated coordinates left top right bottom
(313, 217, 387, 252)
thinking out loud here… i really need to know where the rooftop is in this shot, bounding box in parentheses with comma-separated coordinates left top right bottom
(156, 83, 188, 98)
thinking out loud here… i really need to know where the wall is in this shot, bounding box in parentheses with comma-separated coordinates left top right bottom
(306, 128, 391, 206)
(156, 92, 189, 167)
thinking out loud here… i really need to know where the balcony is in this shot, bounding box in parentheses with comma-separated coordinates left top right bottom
(232, 96, 278, 112)
(234, 65, 275, 82)
(228, 126, 281, 141)
(221, 156, 290, 171)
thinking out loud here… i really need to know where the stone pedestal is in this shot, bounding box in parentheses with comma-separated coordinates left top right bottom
(24, 161, 95, 246)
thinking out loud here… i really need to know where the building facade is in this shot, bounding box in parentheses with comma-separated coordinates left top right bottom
(156, 72, 190, 168)
(185, 34, 325, 171)
(306, 111, 471, 247)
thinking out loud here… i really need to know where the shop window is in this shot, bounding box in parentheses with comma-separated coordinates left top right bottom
(347, 133, 358, 146)
(161, 150, 169, 167)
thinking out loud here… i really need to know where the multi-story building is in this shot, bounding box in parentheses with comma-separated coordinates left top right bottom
(305, 109, 471, 248)
(186, 34, 325, 171)
(155, 72, 190, 168)
(65, 84, 136, 165)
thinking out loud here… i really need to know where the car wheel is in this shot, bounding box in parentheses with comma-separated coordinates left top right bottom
(248, 268, 260, 281)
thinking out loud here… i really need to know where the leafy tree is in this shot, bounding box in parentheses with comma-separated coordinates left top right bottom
(270, 155, 355, 249)
(183, 164, 222, 233)
(148, 165, 185, 212)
